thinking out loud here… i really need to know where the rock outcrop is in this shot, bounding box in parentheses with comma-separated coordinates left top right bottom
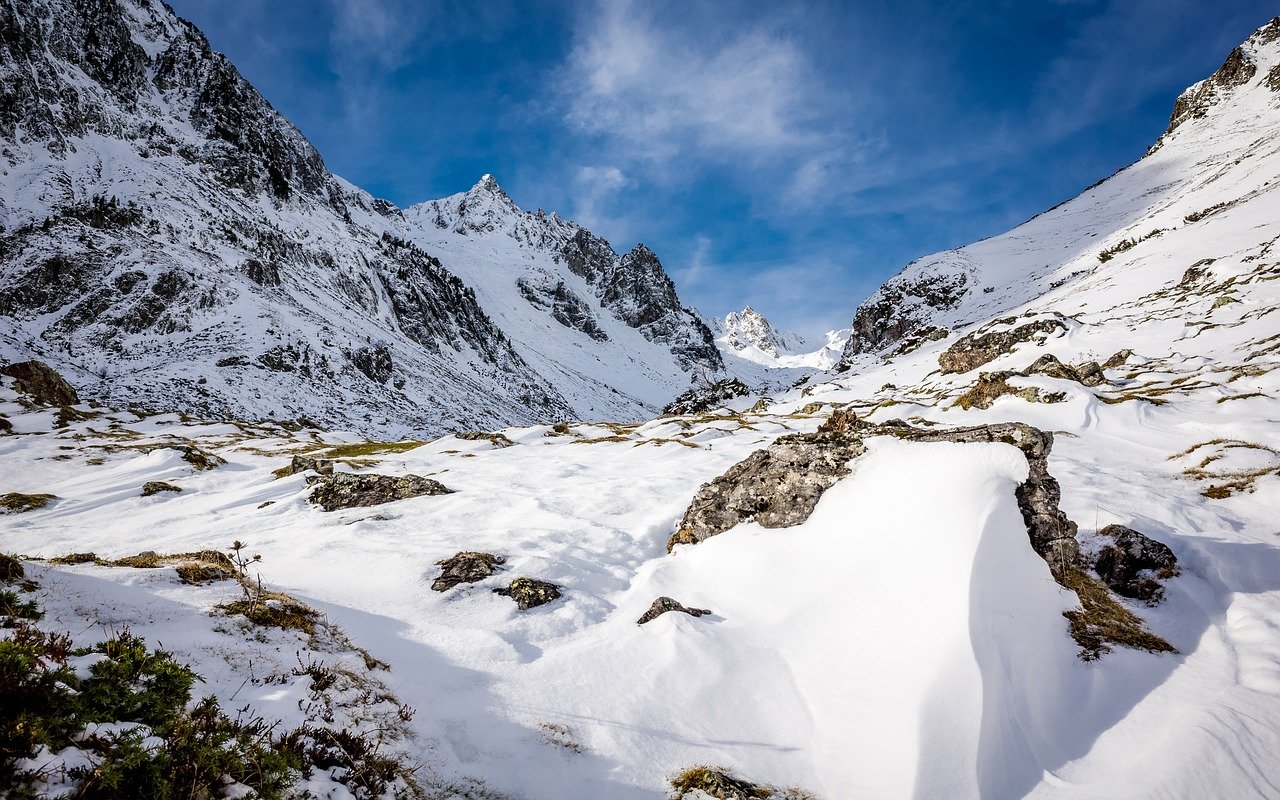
(493, 578, 561, 610)
(1093, 525, 1179, 604)
(284, 456, 335, 477)
(938, 315, 1068, 374)
(141, 481, 182, 497)
(432, 551, 505, 592)
(668, 411, 866, 550)
(662, 378, 751, 416)
(636, 597, 712, 625)
(0, 361, 79, 407)
(306, 473, 453, 511)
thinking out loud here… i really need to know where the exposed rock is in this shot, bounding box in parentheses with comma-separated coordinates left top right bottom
(306, 472, 453, 511)
(349, 344, 394, 384)
(890, 325, 950, 356)
(517, 276, 609, 342)
(141, 481, 182, 497)
(663, 379, 751, 416)
(668, 415, 866, 551)
(637, 596, 712, 625)
(953, 372, 1064, 410)
(1024, 354, 1105, 386)
(454, 430, 515, 448)
(432, 551, 505, 592)
(173, 445, 226, 471)
(938, 316, 1068, 374)
(842, 261, 972, 358)
(493, 577, 561, 610)
(0, 360, 79, 406)
(0, 554, 24, 582)
(1093, 525, 1179, 604)
(0, 492, 56, 514)
(0, 416, 11, 433)
(285, 455, 335, 476)
(1102, 349, 1133, 369)
(889, 422, 1081, 574)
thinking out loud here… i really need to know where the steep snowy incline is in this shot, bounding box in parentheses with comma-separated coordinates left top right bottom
(0, 0, 723, 435)
(840, 17, 1280, 361)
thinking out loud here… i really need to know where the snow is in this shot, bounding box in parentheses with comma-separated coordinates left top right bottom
(4, 7, 1280, 800)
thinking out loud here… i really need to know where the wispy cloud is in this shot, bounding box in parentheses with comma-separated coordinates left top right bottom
(556, 0, 864, 205)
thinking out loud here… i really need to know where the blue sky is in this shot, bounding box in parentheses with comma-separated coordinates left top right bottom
(168, 0, 1274, 338)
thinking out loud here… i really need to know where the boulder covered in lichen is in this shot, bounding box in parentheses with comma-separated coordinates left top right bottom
(306, 472, 453, 511)
(432, 551, 505, 592)
(493, 577, 561, 610)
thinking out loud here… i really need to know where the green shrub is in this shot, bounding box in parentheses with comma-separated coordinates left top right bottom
(0, 624, 298, 798)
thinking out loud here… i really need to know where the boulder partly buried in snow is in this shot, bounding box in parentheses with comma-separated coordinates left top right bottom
(285, 455, 335, 476)
(1093, 524, 1179, 604)
(667, 413, 866, 550)
(0, 360, 79, 407)
(637, 596, 712, 625)
(432, 551, 505, 592)
(306, 472, 453, 511)
(493, 577, 561, 610)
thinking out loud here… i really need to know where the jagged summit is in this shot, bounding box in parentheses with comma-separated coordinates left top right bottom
(0, 0, 722, 434)
(715, 306, 805, 358)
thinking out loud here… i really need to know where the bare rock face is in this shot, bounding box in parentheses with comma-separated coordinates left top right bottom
(938, 316, 1068, 374)
(667, 411, 866, 550)
(1093, 525, 1179, 604)
(493, 577, 561, 610)
(637, 596, 712, 625)
(306, 472, 453, 511)
(432, 551, 505, 592)
(0, 360, 79, 407)
(1102, 349, 1134, 369)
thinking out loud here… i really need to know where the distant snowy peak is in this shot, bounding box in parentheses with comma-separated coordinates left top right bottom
(715, 306, 807, 357)
(712, 306, 848, 371)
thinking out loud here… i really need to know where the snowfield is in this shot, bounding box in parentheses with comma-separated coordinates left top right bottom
(3, 4, 1280, 799)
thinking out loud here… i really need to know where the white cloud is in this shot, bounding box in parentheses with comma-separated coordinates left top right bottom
(570, 165, 630, 230)
(557, 0, 861, 198)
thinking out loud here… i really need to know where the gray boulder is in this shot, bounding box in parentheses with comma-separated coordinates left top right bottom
(637, 596, 712, 625)
(432, 551, 504, 592)
(307, 472, 453, 511)
(1093, 525, 1179, 604)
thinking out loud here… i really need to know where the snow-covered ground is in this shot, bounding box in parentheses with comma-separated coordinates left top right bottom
(4, 8, 1280, 800)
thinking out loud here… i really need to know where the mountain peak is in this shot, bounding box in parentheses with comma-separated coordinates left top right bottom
(472, 173, 504, 195)
(717, 306, 806, 358)
(1159, 16, 1280, 140)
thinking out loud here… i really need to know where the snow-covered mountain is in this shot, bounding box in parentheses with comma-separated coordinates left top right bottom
(4, 11, 1280, 800)
(839, 17, 1280, 364)
(0, 0, 720, 436)
(711, 306, 848, 370)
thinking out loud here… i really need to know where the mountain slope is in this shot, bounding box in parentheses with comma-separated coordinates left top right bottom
(839, 16, 1280, 362)
(4, 15, 1280, 800)
(0, 0, 719, 435)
